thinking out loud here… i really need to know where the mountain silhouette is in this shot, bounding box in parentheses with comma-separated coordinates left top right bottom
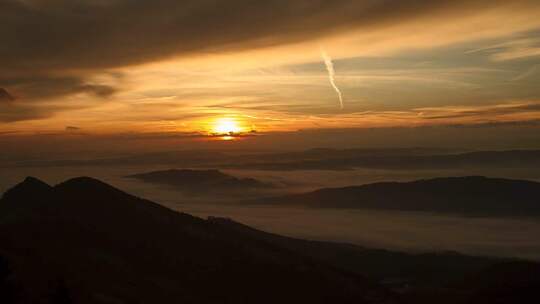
(0, 176, 395, 304)
(254, 176, 540, 217)
(464, 261, 540, 304)
(207, 218, 540, 304)
(1, 177, 539, 303)
(126, 169, 273, 192)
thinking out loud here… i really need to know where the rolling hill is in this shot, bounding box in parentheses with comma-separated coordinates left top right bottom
(126, 169, 273, 193)
(254, 176, 540, 217)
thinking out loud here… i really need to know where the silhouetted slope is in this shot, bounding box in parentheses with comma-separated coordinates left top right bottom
(0, 177, 394, 304)
(126, 169, 272, 192)
(465, 261, 540, 304)
(256, 176, 540, 216)
(209, 218, 540, 304)
(0, 255, 16, 304)
(207, 217, 501, 283)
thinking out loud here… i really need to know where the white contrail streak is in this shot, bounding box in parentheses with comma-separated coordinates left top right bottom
(320, 48, 344, 109)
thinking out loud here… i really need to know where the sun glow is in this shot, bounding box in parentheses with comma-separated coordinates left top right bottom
(212, 118, 243, 135)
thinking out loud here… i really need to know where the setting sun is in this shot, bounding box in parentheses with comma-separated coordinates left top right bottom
(213, 118, 243, 135)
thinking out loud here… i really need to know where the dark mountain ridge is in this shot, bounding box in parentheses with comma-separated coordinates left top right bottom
(255, 176, 540, 217)
(0, 176, 393, 304)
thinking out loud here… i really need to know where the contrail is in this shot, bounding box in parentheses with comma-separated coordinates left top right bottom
(320, 48, 344, 109)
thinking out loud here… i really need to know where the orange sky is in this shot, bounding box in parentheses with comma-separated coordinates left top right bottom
(2, 1, 540, 143)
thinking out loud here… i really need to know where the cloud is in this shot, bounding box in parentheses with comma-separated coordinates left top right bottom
(0, 103, 56, 123)
(0, 82, 109, 123)
(2, 1, 540, 73)
(321, 48, 344, 109)
(2, 1, 540, 126)
(0, 76, 118, 123)
(80, 84, 117, 98)
(0, 75, 118, 100)
(0, 88, 15, 102)
(415, 102, 540, 120)
(65, 126, 81, 132)
(467, 36, 540, 61)
(511, 64, 540, 81)
(0, 87, 52, 123)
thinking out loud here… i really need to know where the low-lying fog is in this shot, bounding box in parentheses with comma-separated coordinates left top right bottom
(2, 164, 540, 260)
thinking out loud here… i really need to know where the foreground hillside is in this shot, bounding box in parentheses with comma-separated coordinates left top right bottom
(1, 177, 539, 304)
(255, 176, 540, 217)
(0, 177, 393, 304)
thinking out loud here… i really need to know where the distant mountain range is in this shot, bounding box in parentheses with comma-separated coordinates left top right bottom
(254, 176, 540, 217)
(227, 149, 540, 171)
(9, 148, 540, 172)
(126, 169, 273, 192)
(1, 177, 539, 303)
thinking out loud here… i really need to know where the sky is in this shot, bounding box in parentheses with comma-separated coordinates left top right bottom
(2, 0, 540, 151)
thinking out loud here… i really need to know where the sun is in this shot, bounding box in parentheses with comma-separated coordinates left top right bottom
(213, 118, 243, 135)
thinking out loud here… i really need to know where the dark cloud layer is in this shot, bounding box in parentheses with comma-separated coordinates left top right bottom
(0, 75, 117, 100)
(1, 0, 535, 72)
(422, 103, 540, 120)
(0, 104, 54, 122)
(0, 88, 15, 102)
(65, 126, 81, 132)
(0, 76, 117, 123)
(1, 0, 539, 123)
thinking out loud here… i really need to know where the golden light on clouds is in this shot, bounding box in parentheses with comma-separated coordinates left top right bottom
(2, 1, 540, 138)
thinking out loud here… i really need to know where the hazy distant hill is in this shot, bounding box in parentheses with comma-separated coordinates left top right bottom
(255, 176, 540, 217)
(10, 148, 540, 172)
(0, 177, 391, 304)
(226, 149, 540, 171)
(126, 169, 273, 192)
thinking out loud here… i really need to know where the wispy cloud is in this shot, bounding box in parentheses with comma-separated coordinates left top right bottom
(2, 1, 540, 133)
(467, 37, 540, 61)
(320, 48, 344, 109)
(511, 64, 540, 81)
